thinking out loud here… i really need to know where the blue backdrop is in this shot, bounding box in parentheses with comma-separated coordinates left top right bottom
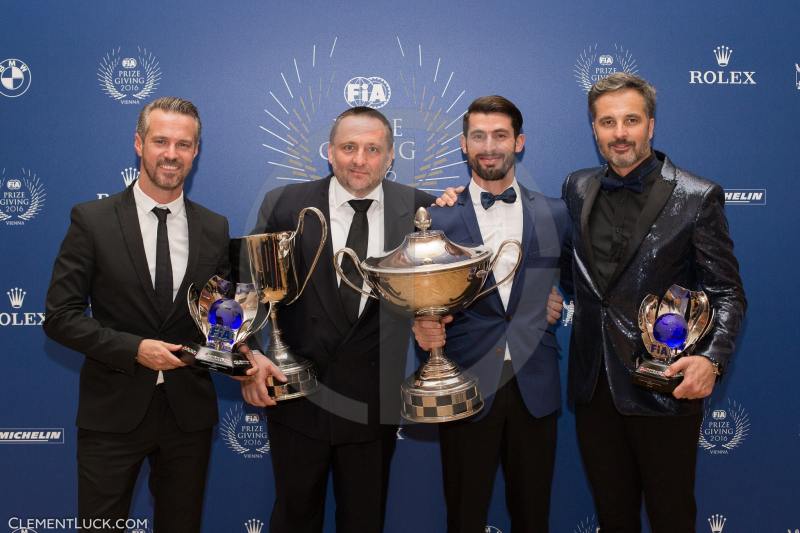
(2, 1, 798, 531)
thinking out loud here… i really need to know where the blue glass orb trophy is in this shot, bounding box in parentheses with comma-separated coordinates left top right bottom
(180, 276, 267, 376)
(635, 284, 714, 393)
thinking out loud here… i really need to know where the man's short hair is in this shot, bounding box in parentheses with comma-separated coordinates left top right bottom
(462, 95, 523, 138)
(588, 73, 657, 119)
(329, 106, 394, 148)
(136, 96, 202, 142)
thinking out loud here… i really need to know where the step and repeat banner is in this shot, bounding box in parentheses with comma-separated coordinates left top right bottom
(2, 1, 798, 532)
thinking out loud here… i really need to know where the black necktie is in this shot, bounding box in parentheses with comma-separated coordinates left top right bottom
(600, 174, 644, 193)
(339, 199, 373, 324)
(152, 207, 173, 316)
(480, 187, 517, 209)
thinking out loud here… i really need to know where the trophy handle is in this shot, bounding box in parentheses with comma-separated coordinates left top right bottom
(465, 239, 523, 306)
(333, 248, 380, 300)
(186, 283, 206, 334)
(286, 206, 329, 306)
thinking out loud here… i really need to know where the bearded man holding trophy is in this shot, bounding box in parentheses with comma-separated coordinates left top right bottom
(412, 95, 571, 533)
(561, 73, 746, 532)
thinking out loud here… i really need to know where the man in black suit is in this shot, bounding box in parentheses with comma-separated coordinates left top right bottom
(241, 107, 434, 533)
(561, 73, 746, 532)
(44, 97, 274, 532)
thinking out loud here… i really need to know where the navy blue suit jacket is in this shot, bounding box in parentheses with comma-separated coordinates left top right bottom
(419, 183, 571, 420)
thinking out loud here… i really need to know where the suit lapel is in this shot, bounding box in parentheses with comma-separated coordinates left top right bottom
(302, 176, 351, 337)
(457, 187, 485, 246)
(457, 187, 505, 315)
(115, 185, 162, 318)
(507, 186, 538, 315)
(355, 179, 412, 320)
(606, 172, 676, 290)
(579, 173, 603, 288)
(162, 198, 201, 327)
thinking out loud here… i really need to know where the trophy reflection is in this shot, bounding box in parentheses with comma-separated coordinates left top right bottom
(635, 284, 714, 393)
(241, 207, 328, 400)
(180, 276, 265, 375)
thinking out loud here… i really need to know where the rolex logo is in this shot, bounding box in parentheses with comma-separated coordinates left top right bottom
(713, 45, 732, 67)
(689, 43, 755, 86)
(708, 513, 726, 533)
(121, 167, 140, 187)
(244, 519, 263, 533)
(7, 287, 25, 308)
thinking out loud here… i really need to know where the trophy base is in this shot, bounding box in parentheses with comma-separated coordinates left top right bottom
(179, 344, 253, 376)
(265, 352, 319, 401)
(400, 371, 483, 423)
(633, 361, 683, 394)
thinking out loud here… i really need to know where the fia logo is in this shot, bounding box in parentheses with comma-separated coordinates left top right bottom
(258, 36, 470, 194)
(220, 403, 270, 459)
(344, 76, 391, 109)
(699, 398, 750, 455)
(484, 527, 502, 533)
(244, 519, 264, 533)
(97, 46, 161, 104)
(708, 513, 726, 532)
(0, 58, 32, 97)
(2, 287, 45, 327)
(689, 44, 756, 85)
(574, 44, 639, 93)
(0, 168, 46, 226)
(10, 528, 39, 533)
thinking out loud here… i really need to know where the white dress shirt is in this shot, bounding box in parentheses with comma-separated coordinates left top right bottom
(132, 180, 190, 382)
(469, 178, 523, 361)
(330, 177, 384, 317)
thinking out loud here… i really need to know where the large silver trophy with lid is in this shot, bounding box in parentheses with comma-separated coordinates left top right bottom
(335, 207, 522, 423)
(236, 207, 328, 400)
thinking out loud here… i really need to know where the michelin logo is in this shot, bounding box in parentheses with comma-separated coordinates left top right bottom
(724, 189, 766, 206)
(0, 429, 64, 443)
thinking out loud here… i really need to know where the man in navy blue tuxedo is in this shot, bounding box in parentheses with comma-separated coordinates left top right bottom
(414, 96, 570, 533)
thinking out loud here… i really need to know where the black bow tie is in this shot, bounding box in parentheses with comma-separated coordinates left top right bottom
(600, 174, 644, 193)
(480, 187, 517, 209)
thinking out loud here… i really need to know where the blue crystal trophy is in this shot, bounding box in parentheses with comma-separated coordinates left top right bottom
(179, 276, 267, 375)
(633, 285, 714, 394)
(635, 284, 714, 393)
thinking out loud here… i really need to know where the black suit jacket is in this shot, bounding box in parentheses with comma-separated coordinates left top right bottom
(252, 176, 434, 444)
(561, 151, 746, 416)
(44, 183, 230, 433)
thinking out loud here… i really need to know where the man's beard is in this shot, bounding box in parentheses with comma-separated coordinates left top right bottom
(469, 152, 515, 182)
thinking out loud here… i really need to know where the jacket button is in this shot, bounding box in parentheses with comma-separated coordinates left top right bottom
(601, 299, 610, 308)
(505, 314, 512, 322)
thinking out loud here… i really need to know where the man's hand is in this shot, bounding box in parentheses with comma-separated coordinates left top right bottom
(136, 339, 186, 371)
(433, 186, 465, 207)
(546, 286, 563, 325)
(412, 315, 454, 351)
(666, 356, 717, 400)
(235, 345, 287, 407)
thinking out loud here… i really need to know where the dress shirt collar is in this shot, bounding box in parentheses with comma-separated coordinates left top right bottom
(133, 179, 185, 216)
(330, 176, 384, 209)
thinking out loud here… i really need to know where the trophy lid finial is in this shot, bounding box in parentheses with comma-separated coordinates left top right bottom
(414, 207, 431, 232)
